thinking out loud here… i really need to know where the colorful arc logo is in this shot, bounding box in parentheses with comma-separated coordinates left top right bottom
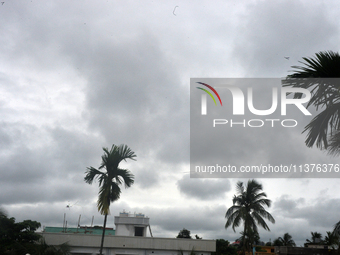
(196, 82, 223, 106)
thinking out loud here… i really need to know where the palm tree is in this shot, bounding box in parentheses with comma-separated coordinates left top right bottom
(306, 231, 323, 244)
(275, 233, 296, 247)
(84, 144, 136, 255)
(324, 231, 338, 248)
(273, 238, 283, 246)
(237, 229, 260, 252)
(282, 51, 340, 153)
(333, 222, 340, 254)
(225, 180, 275, 252)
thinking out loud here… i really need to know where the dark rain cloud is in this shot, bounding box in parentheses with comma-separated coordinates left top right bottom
(177, 176, 231, 200)
(0, 0, 340, 246)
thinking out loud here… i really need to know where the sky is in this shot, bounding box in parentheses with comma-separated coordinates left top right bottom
(1, 0, 340, 247)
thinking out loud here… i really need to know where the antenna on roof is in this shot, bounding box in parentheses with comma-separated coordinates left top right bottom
(77, 215, 81, 232)
(63, 213, 66, 232)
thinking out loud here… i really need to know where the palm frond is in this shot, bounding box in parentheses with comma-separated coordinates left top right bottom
(97, 183, 111, 215)
(118, 144, 137, 161)
(251, 211, 271, 231)
(253, 195, 271, 207)
(84, 167, 105, 184)
(254, 206, 275, 223)
(236, 181, 244, 195)
(109, 183, 121, 202)
(85, 144, 136, 217)
(303, 103, 340, 148)
(225, 179, 275, 244)
(327, 130, 340, 156)
(282, 51, 340, 149)
(288, 51, 340, 78)
(116, 168, 135, 188)
(229, 212, 242, 232)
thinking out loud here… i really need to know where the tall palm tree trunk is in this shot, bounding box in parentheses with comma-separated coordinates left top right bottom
(99, 213, 108, 255)
(243, 222, 247, 254)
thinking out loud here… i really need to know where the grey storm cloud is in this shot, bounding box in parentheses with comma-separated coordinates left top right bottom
(177, 176, 231, 200)
(233, 0, 339, 77)
(274, 195, 340, 229)
(274, 195, 306, 213)
(1, 0, 340, 246)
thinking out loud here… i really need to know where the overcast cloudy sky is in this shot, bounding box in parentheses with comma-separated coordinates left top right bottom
(1, 0, 340, 247)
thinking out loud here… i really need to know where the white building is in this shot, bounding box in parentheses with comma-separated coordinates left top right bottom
(42, 212, 216, 255)
(114, 212, 150, 237)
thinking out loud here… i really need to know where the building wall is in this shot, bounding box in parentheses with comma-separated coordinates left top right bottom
(44, 226, 115, 236)
(41, 232, 216, 255)
(245, 246, 275, 255)
(65, 247, 210, 255)
(275, 246, 337, 255)
(114, 214, 149, 237)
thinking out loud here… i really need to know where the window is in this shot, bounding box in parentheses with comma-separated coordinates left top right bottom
(134, 226, 144, 236)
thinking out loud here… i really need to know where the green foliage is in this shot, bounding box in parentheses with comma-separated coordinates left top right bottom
(84, 144, 136, 215)
(306, 231, 323, 244)
(324, 231, 338, 247)
(273, 233, 296, 247)
(213, 239, 237, 255)
(0, 210, 41, 253)
(273, 238, 283, 246)
(287, 51, 340, 78)
(328, 131, 340, 156)
(176, 228, 192, 239)
(283, 51, 340, 152)
(225, 180, 275, 252)
(0, 209, 69, 254)
(84, 144, 136, 255)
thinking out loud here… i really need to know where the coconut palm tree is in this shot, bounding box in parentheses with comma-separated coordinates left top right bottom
(225, 180, 275, 252)
(237, 229, 260, 252)
(273, 238, 283, 246)
(282, 51, 340, 153)
(306, 231, 323, 244)
(274, 233, 296, 247)
(84, 144, 136, 255)
(324, 231, 338, 248)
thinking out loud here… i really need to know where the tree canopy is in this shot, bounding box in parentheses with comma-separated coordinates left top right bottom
(273, 233, 296, 247)
(0, 209, 69, 254)
(225, 180, 275, 252)
(84, 144, 136, 255)
(176, 228, 192, 239)
(283, 51, 340, 153)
